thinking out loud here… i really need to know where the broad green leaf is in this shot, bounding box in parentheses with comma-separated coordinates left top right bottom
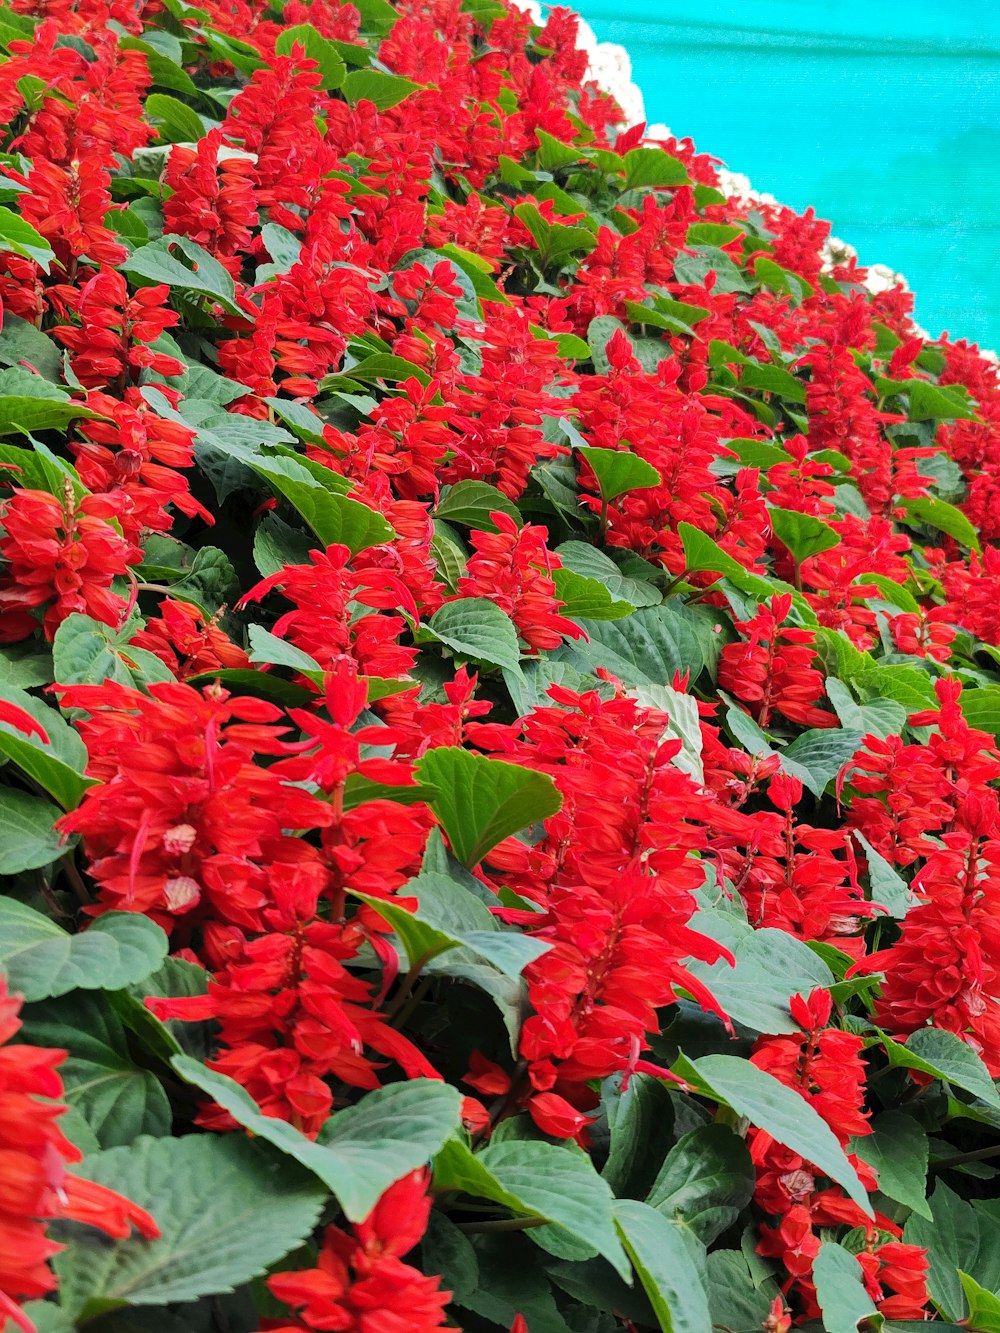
(121, 235, 242, 315)
(960, 1273, 1000, 1333)
(825, 678, 907, 741)
(52, 614, 174, 690)
(706, 1251, 779, 1333)
(0, 787, 65, 871)
(959, 688, 1000, 738)
(623, 147, 690, 189)
(342, 68, 420, 108)
(53, 1133, 326, 1315)
(0, 899, 168, 1002)
(854, 830, 918, 919)
(172, 1057, 461, 1221)
(614, 1198, 711, 1333)
(247, 624, 323, 675)
(813, 1242, 883, 1333)
(673, 245, 751, 294)
(901, 495, 981, 552)
(768, 506, 840, 563)
(427, 598, 522, 671)
(877, 376, 976, 422)
(514, 203, 596, 264)
(0, 313, 63, 380)
(690, 1054, 873, 1216)
(0, 685, 90, 809)
(248, 456, 392, 553)
(21, 992, 170, 1146)
(631, 681, 705, 782)
(0, 395, 100, 436)
(0, 643, 53, 688)
(685, 923, 834, 1034)
(556, 540, 662, 608)
(349, 874, 549, 978)
(475, 1139, 630, 1279)
(555, 603, 721, 687)
(434, 480, 521, 530)
(274, 22, 346, 87)
(0, 205, 53, 270)
(753, 255, 814, 303)
(601, 1073, 677, 1200)
(552, 566, 634, 620)
(145, 92, 205, 143)
(577, 445, 660, 500)
(416, 745, 561, 868)
(882, 1026, 1000, 1108)
(904, 1181, 977, 1320)
(646, 1125, 754, 1244)
(780, 727, 865, 798)
(852, 1110, 930, 1218)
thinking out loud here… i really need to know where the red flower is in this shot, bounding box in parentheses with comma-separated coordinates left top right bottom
(0, 484, 140, 641)
(719, 593, 837, 731)
(263, 1171, 449, 1332)
(0, 979, 158, 1333)
(455, 512, 584, 654)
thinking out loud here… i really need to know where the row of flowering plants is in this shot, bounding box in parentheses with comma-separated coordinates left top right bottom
(2, 0, 1000, 1328)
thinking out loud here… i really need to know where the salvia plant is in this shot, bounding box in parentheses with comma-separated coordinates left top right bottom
(0, 0, 999, 1329)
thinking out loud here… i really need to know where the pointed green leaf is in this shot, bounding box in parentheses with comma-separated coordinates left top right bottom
(416, 746, 561, 867)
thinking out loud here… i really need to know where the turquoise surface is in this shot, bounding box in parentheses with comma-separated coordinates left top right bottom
(573, 0, 1000, 349)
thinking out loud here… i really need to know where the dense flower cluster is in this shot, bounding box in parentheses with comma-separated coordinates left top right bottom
(1, 0, 1000, 1328)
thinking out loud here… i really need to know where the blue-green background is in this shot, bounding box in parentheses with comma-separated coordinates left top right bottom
(573, 0, 1000, 349)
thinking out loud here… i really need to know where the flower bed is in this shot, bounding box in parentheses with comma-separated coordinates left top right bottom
(1, 1, 1000, 1330)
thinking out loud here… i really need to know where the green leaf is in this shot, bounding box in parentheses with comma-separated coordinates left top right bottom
(780, 727, 865, 798)
(768, 506, 840, 562)
(673, 245, 751, 294)
(556, 540, 661, 608)
(144, 92, 205, 143)
(249, 455, 393, 553)
(350, 874, 548, 978)
(341, 68, 420, 108)
(471, 1139, 631, 1278)
(0, 395, 101, 436)
(689, 1054, 873, 1217)
(0, 787, 65, 871)
(0, 685, 90, 809)
(706, 1251, 779, 1333)
(961, 689, 1000, 738)
(614, 1198, 711, 1333)
(274, 22, 346, 87)
(555, 603, 720, 687)
(646, 1125, 754, 1244)
(852, 1111, 931, 1219)
(434, 480, 521, 530)
(552, 566, 634, 620)
(415, 746, 561, 868)
(825, 678, 907, 741)
(0, 899, 168, 1002)
(0, 643, 53, 688)
(21, 992, 170, 1147)
(904, 1181, 976, 1320)
(0, 205, 53, 270)
(120, 235, 242, 315)
(426, 598, 522, 671)
(877, 376, 976, 422)
(813, 1242, 883, 1333)
(53, 1133, 326, 1315)
(753, 255, 814, 303)
(886, 1026, 1000, 1109)
(0, 312, 63, 380)
(960, 1273, 1000, 1333)
(854, 830, 918, 919)
(172, 1058, 461, 1221)
(686, 921, 834, 1034)
(623, 147, 690, 189)
(577, 445, 660, 500)
(352, 0, 400, 34)
(52, 614, 174, 690)
(900, 495, 981, 553)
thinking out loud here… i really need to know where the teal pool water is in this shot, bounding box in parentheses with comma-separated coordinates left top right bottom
(573, 0, 1000, 349)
